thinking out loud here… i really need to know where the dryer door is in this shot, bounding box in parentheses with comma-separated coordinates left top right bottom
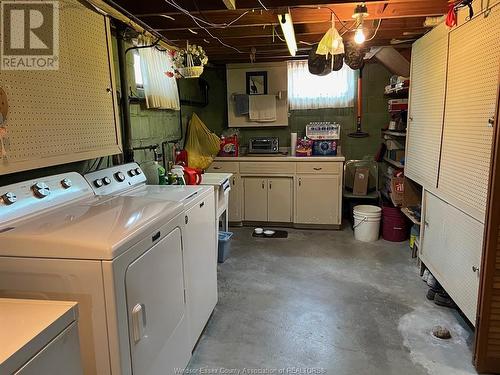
(125, 227, 190, 375)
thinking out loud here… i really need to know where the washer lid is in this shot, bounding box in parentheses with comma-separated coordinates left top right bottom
(127, 185, 213, 203)
(0, 196, 183, 260)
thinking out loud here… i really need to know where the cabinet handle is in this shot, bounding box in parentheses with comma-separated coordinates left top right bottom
(262, 181, 265, 189)
(488, 117, 495, 127)
(199, 201, 205, 208)
(185, 215, 189, 224)
(232, 178, 235, 186)
(313, 167, 322, 171)
(409, 116, 414, 121)
(298, 178, 302, 187)
(269, 181, 272, 190)
(472, 265, 480, 273)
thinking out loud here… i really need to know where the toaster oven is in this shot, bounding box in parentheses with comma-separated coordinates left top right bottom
(248, 137, 279, 154)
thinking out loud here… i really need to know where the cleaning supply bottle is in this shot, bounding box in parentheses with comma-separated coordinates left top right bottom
(157, 162, 166, 185)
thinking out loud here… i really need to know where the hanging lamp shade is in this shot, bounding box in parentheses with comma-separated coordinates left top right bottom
(316, 20, 344, 57)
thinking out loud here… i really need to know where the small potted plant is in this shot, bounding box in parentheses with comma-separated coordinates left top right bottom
(172, 43, 208, 78)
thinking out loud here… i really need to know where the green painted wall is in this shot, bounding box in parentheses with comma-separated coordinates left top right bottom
(198, 62, 391, 161)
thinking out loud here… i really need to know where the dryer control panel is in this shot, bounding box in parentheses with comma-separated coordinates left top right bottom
(84, 162, 146, 195)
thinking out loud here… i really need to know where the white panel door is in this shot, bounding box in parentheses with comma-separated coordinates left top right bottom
(405, 23, 448, 188)
(126, 228, 191, 375)
(295, 175, 340, 225)
(268, 178, 293, 222)
(437, 4, 500, 222)
(243, 177, 268, 221)
(184, 195, 217, 350)
(421, 191, 483, 324)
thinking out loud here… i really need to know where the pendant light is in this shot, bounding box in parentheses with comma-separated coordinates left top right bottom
(352, 3, 369, 45)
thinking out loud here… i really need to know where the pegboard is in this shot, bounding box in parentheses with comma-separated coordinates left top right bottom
(0, 0, 121, 175)
(405, 23, 448, 189)
(437, 3, 500, 223)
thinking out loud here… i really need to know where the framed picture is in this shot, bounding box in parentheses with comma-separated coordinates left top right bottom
(246, 71, 268, 95)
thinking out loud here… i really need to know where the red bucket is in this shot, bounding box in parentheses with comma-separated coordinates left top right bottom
(382, 206, 408, 242)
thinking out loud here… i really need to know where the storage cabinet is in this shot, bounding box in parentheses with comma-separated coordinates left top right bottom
(421, 191, 482, 324)
(243, 177, 293, 223)
(209, 159, 343, 227)
(405, 23, 448, 188)
(437, 4, 500, 222)
(295, 175, 340, 225)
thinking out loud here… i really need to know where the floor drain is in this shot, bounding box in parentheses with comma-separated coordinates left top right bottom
(432, 325, 452, 340)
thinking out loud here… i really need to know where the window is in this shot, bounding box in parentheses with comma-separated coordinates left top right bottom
(287, 60, 356, 110)
(133, 53, 143, 87)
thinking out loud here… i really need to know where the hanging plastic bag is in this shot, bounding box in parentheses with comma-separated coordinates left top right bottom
(184, 113, 220, 170)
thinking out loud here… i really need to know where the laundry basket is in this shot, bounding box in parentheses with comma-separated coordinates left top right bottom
(353, 205, 382, 242)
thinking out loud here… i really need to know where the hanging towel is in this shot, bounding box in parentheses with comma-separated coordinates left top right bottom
(249, 95, 277, 122)
(234, 94, 249, 116)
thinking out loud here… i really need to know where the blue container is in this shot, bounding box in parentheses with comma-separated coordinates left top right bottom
(218, 231, 233, 263)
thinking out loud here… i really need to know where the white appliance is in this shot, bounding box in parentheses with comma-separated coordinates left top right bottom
(84, 163, 218, 351)
(200, 173, 232, 232)
(0, 298, 82, 375)
(0, 173, 191, 375)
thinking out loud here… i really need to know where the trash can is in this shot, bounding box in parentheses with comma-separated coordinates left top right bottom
(218, 231, 233, 263)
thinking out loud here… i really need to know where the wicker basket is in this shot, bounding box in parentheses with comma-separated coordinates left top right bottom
(177, 66, 204, 78)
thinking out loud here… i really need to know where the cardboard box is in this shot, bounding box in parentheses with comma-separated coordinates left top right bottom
(390, 176, 405, 206)
(353, 167, 370, 196)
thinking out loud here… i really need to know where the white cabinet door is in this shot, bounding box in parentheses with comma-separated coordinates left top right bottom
(243, 177, 268, 222)
(421, 191, 483, 324)
(126, 228, 191, 375)
(184, 195, 217, 350)
(228, 174, 242, 222)
(295, 175, 340, 225)
(405, 23, 449, 188)
(437, 4, 500, 222)
(268, 178, 293, 223)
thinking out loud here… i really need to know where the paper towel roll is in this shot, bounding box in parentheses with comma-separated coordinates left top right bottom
(290, 133, 297, 156)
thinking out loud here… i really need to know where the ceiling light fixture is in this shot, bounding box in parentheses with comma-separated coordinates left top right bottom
(278, 10, 297, 57)
(352, 2, 369, 45)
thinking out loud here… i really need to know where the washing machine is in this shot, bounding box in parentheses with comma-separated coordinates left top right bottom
(0, 172, 191, 375)
(84, 163, 218, 351)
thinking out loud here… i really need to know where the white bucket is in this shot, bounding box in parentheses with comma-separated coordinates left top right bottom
(353, 205, 382, 242)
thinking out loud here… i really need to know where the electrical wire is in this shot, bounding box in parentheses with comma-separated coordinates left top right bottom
(258, 0, 268, 11)
(365, 19, 382, 42)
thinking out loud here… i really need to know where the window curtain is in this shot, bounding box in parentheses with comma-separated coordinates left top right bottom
(138, 46, 180, 110)
(287, 60, 356, 110)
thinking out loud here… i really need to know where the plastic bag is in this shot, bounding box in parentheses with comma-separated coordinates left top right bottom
(184, 113, 220, 170)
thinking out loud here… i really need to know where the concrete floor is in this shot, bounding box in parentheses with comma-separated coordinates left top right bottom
(188, 227, 477, 375)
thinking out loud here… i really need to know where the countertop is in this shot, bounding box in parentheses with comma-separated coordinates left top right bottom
(201, 172, 233, 186)
(214, 155, 345, 162)
(0, 298, 78, 374)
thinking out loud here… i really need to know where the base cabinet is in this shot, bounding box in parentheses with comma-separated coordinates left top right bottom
(421, 191, 482, 324)
(295, 175, 340, 225)
(228, 175, 242, 222)
(208, 160, 343, 227)
(243, 177, 293, 223)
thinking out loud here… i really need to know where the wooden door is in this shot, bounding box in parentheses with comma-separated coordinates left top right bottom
(243, 177, 268, 221)
(474, 19, 500, 371)
(228, 174, 242, 222)
(295, 175, 340, 225)
(268, 178, 293, 223)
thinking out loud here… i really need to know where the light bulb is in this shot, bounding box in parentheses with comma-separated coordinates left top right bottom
(354, 27, 365, 44)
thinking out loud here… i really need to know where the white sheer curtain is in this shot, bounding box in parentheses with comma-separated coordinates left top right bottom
(138, 46, 180, 110)
(287, 60, 356, 110)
